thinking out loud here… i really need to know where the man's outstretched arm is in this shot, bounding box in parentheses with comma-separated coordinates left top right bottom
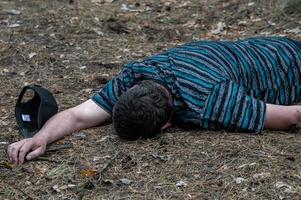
(7, 99, 110, 164)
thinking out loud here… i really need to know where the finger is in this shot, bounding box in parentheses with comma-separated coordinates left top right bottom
(18, 142, 34, 164)
(26, 146, 45, 161)
(7, 144, 15, 162)
(10, 140, 26, 164)
(11, 144, 22, 164)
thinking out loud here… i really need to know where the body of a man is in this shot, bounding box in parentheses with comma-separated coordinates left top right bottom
(7, 37, 301, 164)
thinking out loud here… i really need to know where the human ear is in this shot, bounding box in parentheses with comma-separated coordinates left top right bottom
(160, 121, 171, 132)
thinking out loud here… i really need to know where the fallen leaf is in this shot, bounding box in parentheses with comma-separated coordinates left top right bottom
(80, 169, 98, 178)
(36, 165, 50, 175)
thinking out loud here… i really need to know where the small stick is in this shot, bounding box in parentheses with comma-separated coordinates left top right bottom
(16, 187, 34, 200)
(46, 144, 73, 152)
(98, 151, 120, 179)
(7, 30, 14, 49)
(76, 151, 120, 200)
(35, 157, 60, 163)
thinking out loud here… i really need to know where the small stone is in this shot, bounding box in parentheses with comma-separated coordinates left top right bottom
(120, 4, 129, 11)
(25, 181, 32, 185)
(28, 52, 36, 59)
(176, 180, 187, 187)
(238, 20, 248, 26)
(235, 177, 245, 184)
(211, 22, 226, 34)
(8, 23, 20, 28)
(120, 178, 132, 185)
(74, 132, 87, 140)
(93, 28, 104, 36)
(0, 142, 8, 145)
(6, 9, 21, 15)
(52, 185, 61, 193)
(67, 184, 76, 188)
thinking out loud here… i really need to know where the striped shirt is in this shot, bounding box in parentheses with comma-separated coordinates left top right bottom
(92, 37, 301, 133)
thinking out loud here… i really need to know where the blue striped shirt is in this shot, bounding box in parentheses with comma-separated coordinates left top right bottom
(92, 37, 301, 133)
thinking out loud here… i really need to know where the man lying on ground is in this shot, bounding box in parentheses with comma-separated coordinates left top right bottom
(7, 37, 301, 164)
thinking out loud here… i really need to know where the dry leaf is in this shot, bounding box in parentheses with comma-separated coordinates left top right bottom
(80, 169, 98, 177)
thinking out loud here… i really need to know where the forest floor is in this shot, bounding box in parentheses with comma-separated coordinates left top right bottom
(0, 0, 301, 199)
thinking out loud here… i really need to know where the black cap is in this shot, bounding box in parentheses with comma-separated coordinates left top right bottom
(15, 85, 58, 138)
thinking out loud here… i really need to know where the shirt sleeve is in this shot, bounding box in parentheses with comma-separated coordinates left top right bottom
(91, 63, 135, 114)
(200, 80, 266, 133)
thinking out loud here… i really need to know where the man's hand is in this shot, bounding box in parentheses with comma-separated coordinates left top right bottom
(7, 99, 111, 164)
(7, 137, 46, 164)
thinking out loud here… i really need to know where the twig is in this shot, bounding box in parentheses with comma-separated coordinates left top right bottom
(7, 30, 14, 50)
(29, 145, 72, 163)
(98, 151, 120, 181)
(46, 144, 73, 152)
(35, 157, 60, 163)
(14, 47, 33, 67)
(76, 151, 120, 200)
(15, 187, 34, 200)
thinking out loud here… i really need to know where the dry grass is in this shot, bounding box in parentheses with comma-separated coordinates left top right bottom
(1, 0, 301, 199)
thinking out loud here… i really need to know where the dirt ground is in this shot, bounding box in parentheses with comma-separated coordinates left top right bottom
(0, 0, 301, 199)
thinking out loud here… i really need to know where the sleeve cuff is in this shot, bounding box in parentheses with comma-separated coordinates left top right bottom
(91, 93, 113, 114)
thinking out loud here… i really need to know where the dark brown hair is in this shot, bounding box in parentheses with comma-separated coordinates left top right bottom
(112, 80, 172, 140)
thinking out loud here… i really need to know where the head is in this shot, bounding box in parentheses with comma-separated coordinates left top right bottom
(112, 80, 172, 140)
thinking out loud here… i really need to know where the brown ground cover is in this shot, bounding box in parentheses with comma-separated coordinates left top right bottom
(0, 0, 301, 199)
